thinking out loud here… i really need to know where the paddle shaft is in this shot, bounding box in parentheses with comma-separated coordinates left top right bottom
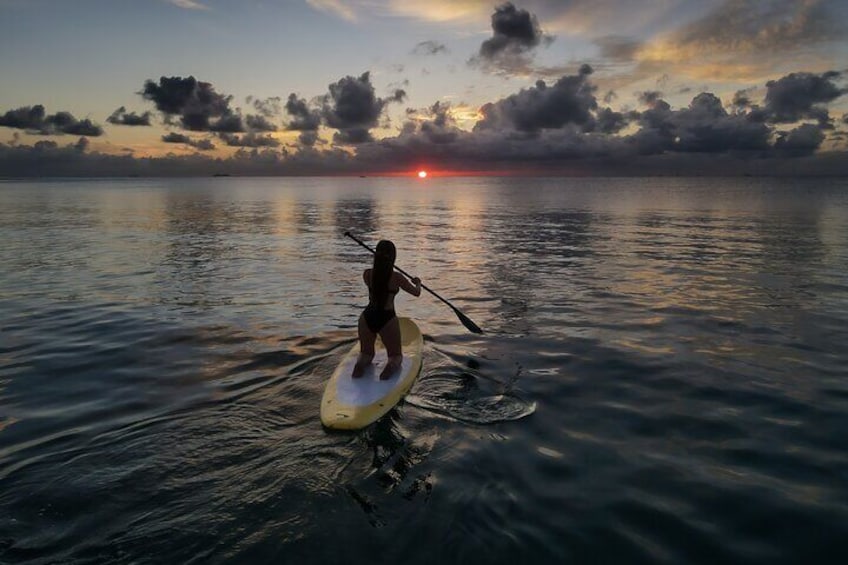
(343, 232, 483, 333)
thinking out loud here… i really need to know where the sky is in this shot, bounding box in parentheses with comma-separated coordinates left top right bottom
(1, 0, 847, 176)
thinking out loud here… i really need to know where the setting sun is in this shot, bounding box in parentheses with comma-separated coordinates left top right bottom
(417, 170, 427, 179)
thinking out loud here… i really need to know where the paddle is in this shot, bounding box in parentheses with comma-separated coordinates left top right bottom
(344, 231, 483, 334)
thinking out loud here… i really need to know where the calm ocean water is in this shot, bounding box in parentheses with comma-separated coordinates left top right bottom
(1, 176, 847, 564)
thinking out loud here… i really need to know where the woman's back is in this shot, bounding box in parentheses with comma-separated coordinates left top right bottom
(365, 269, 399, 310)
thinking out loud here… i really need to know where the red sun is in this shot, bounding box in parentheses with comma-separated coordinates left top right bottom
(417, 170, 428, 179)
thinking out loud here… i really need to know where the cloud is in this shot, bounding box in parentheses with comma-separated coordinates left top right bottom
(401, 101, 461, 144)
(662, 0, 843, 57)
(629, 0, 847, 83)
(165, 0, 209, 10)
(0, 104, 103, 136)
(364, 69, 828, 170)
(638, 91, 664, 107)
(627, 92, 775, 155)
(4, 64, 848, 177)
(285, 94, 321, 131)
(162, 132, 215, 150)
(762, 71, 845, 125)
(471, 2, 551, 76)
(774, 123, 826, 156)
(474, 64, 597, 133)
(412, 40, 449, 56)
(668, 93, 772, 153)
(285, 93, 322, 146)
(595, 107, 628, 134)
(0, 105, 48, 130)
(306, 0, 357, 22)
(107, 106, 152, 126)
(321, 72, 406, 144)
(139, 75, 284, 139)
(595, 35, 642, 61)
(219, 132, 281, 148)
(302, 0, 491, 24)
(48, 113, 103, 136)
(141, 76, 235, 131)
(731, 87, 757, 109)
(208, 114, 245, 133)
(245, 114, 277, 132)
(250, 96, 282, 118)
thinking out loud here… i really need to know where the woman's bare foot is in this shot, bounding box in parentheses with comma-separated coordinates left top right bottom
(352, 355, 372, 378)
(379, 356, 402, 380)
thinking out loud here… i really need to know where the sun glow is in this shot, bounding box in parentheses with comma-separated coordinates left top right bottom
(418, 170, 428, 178)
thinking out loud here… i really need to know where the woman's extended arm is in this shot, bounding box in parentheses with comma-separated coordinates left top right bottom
(396, 273, 421, 297)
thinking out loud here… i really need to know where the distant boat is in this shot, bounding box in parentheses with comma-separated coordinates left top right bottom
(213, 173, 231, 177)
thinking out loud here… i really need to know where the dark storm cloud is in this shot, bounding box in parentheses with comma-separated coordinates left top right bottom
(208, 114, 245, 133)
(52, 115, 103, 136)
(162, 132, 216, 150)
(321, 72, 406, 144)
(285, 93, 322, 146)
(480, 2, 545, 57)
(139, 76, 280, 135)
(219, 132, 280, 148)
(474, 64, 597, 133)
(774, 123, 826, 156)
(471, 2, 551, 75)
(0, 105, 48, 130)
(141, 75, 234, 131)
(107, 106, 152, 126)
(732, 88, 756, 109)
(297, 131, 321, 147)
(412, 40, 448, 56)
(670, 93, 772, 153)
(285, 94, 321, 131)
(244, 114, 277, 132)
(0, 104, 103, 136)
(401, 101, 460, 144)
(250, 96, 282, 118)
(763, 71, 845, 125)
(6, 63, 848, 178)
(595, 107, 628, 134)
(629, 92, 773, 155)
(638, 91, 664, 107)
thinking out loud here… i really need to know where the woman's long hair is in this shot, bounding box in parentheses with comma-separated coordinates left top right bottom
(370, 240, 396, 308)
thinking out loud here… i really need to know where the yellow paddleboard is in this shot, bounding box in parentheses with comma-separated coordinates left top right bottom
(321, 318, 423, 430)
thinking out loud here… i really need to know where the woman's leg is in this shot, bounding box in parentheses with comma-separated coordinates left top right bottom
(353, 314, 376, 378)
(378, 317, 403, 380)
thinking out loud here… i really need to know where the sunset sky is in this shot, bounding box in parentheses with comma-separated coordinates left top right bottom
(1, 0, 847, 176)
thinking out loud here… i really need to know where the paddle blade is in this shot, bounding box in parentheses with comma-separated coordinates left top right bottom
(454, 307, 483, 334)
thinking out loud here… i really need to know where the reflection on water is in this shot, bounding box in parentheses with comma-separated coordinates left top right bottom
(1, 176, 848, 563)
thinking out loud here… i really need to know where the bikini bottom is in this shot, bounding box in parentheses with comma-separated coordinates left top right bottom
(362, 304, 396, 334)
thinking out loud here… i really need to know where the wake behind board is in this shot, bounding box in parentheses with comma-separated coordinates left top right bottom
(321, 317, 423, 430)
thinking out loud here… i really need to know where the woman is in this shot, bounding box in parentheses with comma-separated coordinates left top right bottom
(353, 239, 421, 380)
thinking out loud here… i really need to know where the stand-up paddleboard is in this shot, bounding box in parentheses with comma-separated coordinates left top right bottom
(321, 318, 423, 430)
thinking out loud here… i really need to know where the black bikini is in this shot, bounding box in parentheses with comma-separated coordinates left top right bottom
(363, 287, 398, 333)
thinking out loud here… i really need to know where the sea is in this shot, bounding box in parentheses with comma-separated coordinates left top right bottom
(1, 176, 847, 564)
